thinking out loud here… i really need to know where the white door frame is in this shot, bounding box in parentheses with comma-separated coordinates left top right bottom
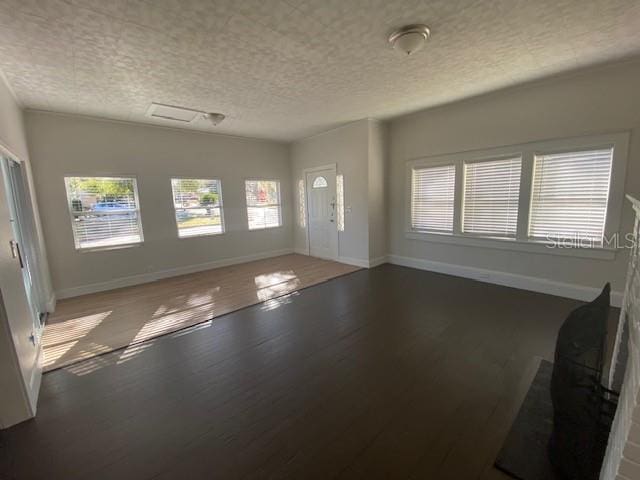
(302, 163, 338, 259)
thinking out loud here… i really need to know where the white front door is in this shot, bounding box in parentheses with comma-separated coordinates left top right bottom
(306, 168, 338, 260)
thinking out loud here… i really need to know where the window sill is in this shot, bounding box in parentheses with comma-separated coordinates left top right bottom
(76, 242, 143, 253)
(405, 231, 617, 260)
(248, 225, 284, 232)
(178, 231, 225, 239)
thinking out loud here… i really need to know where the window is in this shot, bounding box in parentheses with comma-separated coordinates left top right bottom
(336, 174, 345, 232)
(411, 164, 456, 232)
(463, 157, 522, 238)
(406, 133, 628, 257)
(529, 148, 613, 244)
(245, 180, 282, 230)
(64, 176, 143, 250)
(298, 179, 306, 228)
(171, 178, 224, 238)
(312, 176, 328, 188)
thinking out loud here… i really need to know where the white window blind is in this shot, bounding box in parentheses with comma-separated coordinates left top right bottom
(462, 157, 522, 238)
(171, 178, 224, 238)
(64, 176, 143, 250)
(245, 180, 282, 230)
(411, 165, 456, 232)
(529, 148, 613, 243)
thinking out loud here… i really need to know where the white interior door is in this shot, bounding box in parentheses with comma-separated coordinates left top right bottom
(0, 157, 42, 425)
(306, 168, 338, 260)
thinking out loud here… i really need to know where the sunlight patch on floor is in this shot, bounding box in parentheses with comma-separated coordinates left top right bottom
(152, 288, 219, 317)
(117, 341, 155, 365)
(42, 311, 111, 346)
(131, 303, 216, 344)
(254, 270, 297, 289)
(42, 340, 79, 368)
(261, 291, 300, 312)
(65, 353, 113, 376)
(42, 311, 111, 368)
(255, 271, 301, 306)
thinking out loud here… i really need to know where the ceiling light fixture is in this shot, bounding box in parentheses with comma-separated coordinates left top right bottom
(388, 24, 431, 56)
(203, 112, 226, 126)
(146, 102, 225, 126)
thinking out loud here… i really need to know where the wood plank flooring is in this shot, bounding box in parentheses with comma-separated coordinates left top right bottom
(1, 264, 618, 479)
(42, 254, 359, 371)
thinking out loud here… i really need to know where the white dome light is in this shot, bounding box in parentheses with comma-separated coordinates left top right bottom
(203, 112, 225, 126)
(388, 24, 431, 56)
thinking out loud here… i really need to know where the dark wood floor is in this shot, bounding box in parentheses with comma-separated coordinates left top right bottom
(0, 265, 617, 479)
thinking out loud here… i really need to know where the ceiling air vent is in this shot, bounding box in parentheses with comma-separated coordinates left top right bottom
(146, 103, 203, 123)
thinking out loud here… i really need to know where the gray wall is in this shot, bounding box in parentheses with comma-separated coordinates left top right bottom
(25, 112, 293, 297)
(388, 60, 640, 294)
(291, 119, 372, 264)
(368, 120, 388, 262)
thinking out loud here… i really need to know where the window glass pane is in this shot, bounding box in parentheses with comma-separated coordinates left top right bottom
(64, 176, 143, 249)
(336, 174, 345, 232)
(312, 176, 328, 188)
(298, 179, 306, 228)
(529, 148, 613, 244)
(411, 165, 456, 232)
(463, 157, 522, 238)
(171, 178, 224, 237)
(246, 180, 280, 206)
(245, 180, 281, 229)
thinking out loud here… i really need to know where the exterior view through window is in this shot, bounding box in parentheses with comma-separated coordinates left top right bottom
(64, 176, 143, 250)
(171, 178, 224, 237)
(245, 180, 282, 230)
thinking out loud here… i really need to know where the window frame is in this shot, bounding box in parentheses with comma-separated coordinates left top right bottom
(63, 174, 144, 252)
(170, 176, 226, 239)
(405, 132, 629, 260)
(244, 178, 283, 231)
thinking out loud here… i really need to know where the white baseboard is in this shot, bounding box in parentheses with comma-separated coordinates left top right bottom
(338, 255, 386, 269)
(369, 255, 388, 268)
(293, 248, 385, 269)
(45, 293, 56, 314)
(55, 248, 294, 299)
(387, 254, 623, 307)
(338, 256, 372, 269)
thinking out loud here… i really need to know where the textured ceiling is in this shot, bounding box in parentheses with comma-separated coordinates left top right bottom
(0, 0, 639, 141)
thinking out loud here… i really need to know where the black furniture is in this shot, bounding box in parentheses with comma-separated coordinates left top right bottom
(549, 283, 617, 480)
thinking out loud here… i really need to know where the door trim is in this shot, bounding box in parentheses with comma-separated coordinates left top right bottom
(302, 163, 337, 259)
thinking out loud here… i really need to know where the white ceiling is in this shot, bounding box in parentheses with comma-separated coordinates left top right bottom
(0, 0, 639, 141)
